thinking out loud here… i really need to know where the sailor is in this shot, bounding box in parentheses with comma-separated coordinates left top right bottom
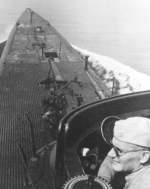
(98, 117, 150, 189)
(84, 55, 89, 71)
(76, 94, 84, 106)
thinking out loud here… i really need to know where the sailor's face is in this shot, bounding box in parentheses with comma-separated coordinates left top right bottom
(108, 138, 142, 173)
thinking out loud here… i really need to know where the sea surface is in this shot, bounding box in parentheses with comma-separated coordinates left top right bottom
(56, 23, 150, 76)
(1, 4, 150, 76)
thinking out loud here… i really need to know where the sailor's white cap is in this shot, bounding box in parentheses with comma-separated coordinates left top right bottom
(113, 117, 150, 147)
(101, 116, 150, 147)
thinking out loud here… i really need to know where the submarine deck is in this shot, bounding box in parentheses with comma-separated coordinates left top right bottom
(0, 8, 110, 189)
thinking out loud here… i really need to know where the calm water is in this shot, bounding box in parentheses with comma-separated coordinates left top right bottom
(1, 3, 150, 75)
(55, 20, 150, 76)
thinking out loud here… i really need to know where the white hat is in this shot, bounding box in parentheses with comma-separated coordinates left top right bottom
(114, 117, 150, 147)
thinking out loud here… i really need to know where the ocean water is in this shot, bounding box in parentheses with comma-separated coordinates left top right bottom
(45, 4, 150, 77)
(57, 23, 150, 76)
